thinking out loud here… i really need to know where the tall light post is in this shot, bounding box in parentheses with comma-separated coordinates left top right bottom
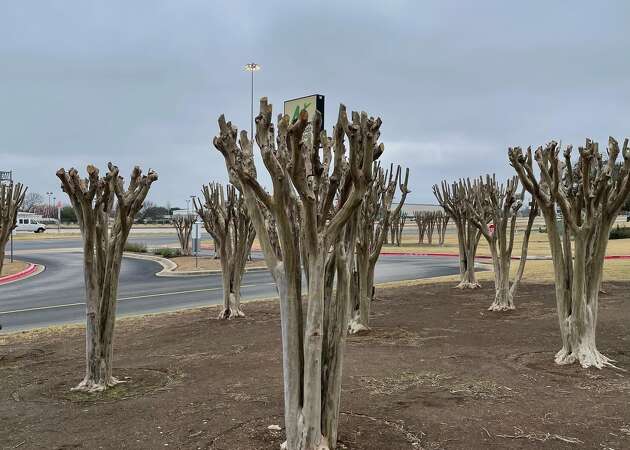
(46, 191, 53, 218)
(244, 62, 261, 139)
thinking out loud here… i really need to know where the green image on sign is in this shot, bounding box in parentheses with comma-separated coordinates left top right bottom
(290, 102, 311, 122)
(284, 95, 324, 125)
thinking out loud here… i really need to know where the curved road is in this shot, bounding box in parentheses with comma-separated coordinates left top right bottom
(1, 236, 462, 332)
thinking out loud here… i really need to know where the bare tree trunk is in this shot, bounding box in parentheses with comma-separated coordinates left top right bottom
(456, 221, 481, 289)
(487, 250, 513, 311)
(349, 166, 409, 334)
(438, 214, 449, 245)
(509, 202, 538, 299)
(348, 248, 371, 334)
(321, 232, 353, 446)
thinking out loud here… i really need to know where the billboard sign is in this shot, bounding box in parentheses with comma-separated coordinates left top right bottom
(0, 171, 12, 182)
(284, 94, 325, 125)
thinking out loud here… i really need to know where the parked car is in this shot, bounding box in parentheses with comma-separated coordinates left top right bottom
(16, 216, 46, 233)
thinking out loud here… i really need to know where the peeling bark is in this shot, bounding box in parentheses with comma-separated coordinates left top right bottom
(57, 164, 157, 391)
(510, 137, 630, 368)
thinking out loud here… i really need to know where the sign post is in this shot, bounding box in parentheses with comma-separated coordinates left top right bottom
(1, 171, 13, 262)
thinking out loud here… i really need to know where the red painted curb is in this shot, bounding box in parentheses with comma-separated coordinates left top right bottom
(380, 252, 630, 260)
(0, 263, 38, 285)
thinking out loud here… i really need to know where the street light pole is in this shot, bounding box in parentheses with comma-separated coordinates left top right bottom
(244, 62, 261, 139)
(46, 191, 53, 218)
(190, 195, 198, 267)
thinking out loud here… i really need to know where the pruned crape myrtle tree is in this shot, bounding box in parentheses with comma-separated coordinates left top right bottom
(349, 164, 409, 334)
(194, 183, 255, 319)
(464, 174, 538, 311)
(413, 211, 442, 245)
(433, 180, 484, 289)
(436, 211, 450, 245)
(413, 210, 428, 244)
(510, 138, 630, 368)
(389, 210, 406, 246)
(214, 97, 381, 449)
(57, 164, 157, 391)
(425, 212, 437, 244)
(171, 214, 195, 256)
(0, 182, 27, 274)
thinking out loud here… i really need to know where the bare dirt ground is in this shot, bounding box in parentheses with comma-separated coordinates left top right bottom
(0, 260, 28, 277)
(171, 256, 267, 272)
(1, 281, 630, 449)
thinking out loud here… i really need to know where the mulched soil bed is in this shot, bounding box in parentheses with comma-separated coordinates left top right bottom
(1, 281, 629, 449)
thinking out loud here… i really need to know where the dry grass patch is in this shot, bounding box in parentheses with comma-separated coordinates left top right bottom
(0, 260, 28, 277)
(384, 219, 630, 257)
(358, 372, 515, 400)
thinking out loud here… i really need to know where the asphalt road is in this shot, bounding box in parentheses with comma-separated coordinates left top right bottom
(1, 236, 462, 332)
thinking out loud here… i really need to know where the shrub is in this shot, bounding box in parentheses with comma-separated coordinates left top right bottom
(609, 226, 630, 240)
(124, 242, 147, 253)
(153, 247, 181, 258)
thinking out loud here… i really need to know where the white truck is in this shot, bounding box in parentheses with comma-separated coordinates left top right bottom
(16, 213, 46, 233)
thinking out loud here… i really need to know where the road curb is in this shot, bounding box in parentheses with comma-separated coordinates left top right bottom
(0, 263, 45, 286)
(123, 252, 268, 277)
(380, 252, 630, 261)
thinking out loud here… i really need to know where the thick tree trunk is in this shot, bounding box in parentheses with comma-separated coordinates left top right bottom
(298, 251, 327, 448)
(348, 249, 371, 334)
(74, 245, 125, 392)
(321, 244, 352, 447)
(456, 223, 480, 289)
(553, 230, 612, 368)
(0, 248, 5, 276)
(488, 251, 514, 311)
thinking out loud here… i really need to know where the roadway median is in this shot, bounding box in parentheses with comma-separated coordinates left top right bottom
(123, 252, 268, 277)
(0, 261, 44, 285)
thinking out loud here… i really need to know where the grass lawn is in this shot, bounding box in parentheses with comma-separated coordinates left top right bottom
(0, 260, 28, 277)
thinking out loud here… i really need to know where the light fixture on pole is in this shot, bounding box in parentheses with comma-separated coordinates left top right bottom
(244, 62, 261, 139)
(46, 191, 53, 218)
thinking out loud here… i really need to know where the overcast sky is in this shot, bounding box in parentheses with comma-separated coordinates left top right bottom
(2, 1, 629, 208)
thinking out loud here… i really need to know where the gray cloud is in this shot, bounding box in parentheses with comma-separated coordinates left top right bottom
(1, 0, 629, 207)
